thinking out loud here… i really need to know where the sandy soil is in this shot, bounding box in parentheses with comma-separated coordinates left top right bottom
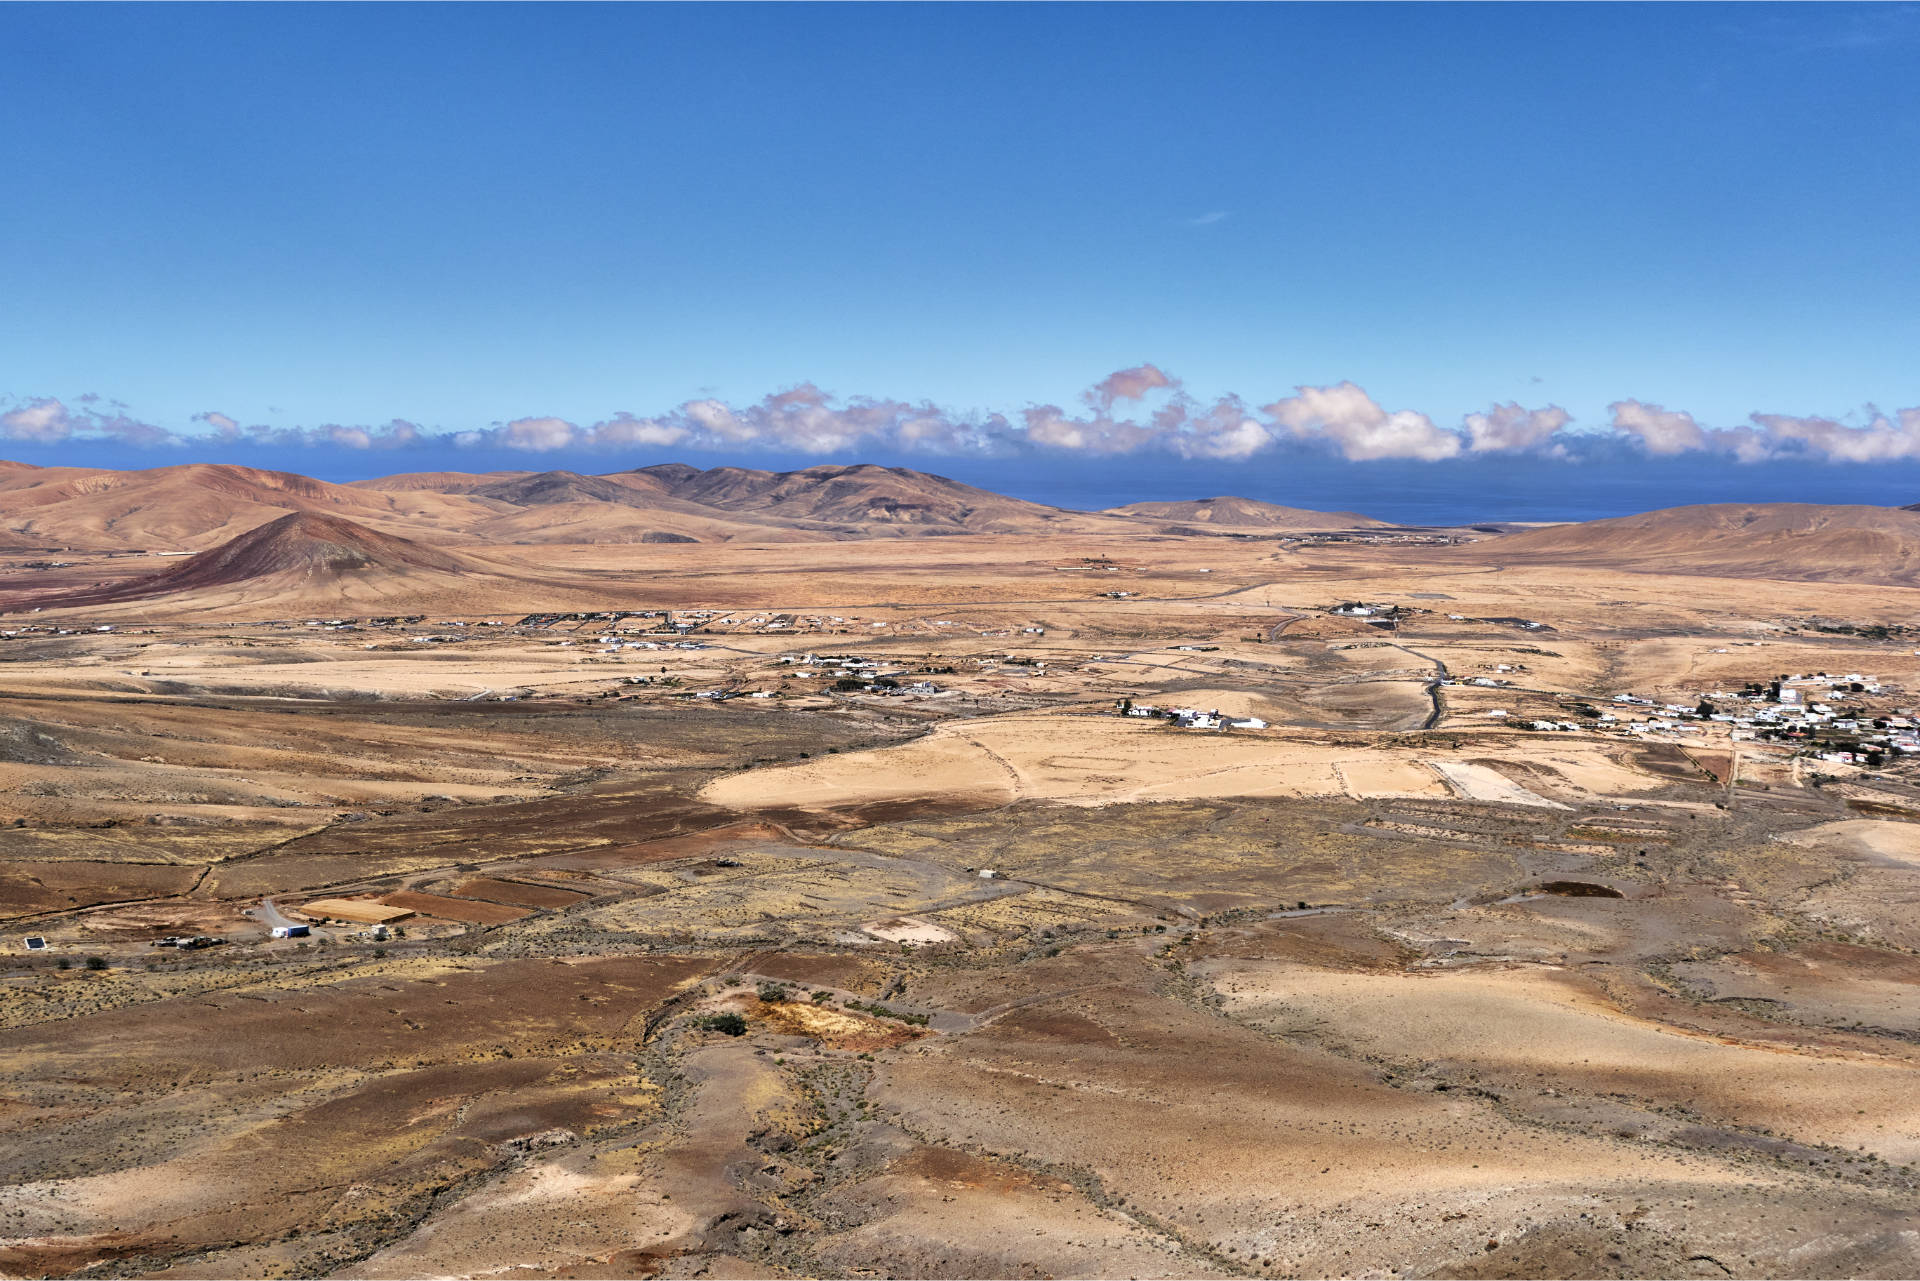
(701, 713, 1672, 811)
(4, 525, 1920, 1279)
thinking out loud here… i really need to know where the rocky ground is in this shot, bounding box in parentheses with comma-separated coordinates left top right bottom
(4, 540, 1920, 1278)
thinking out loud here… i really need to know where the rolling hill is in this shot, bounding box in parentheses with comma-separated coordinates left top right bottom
(1468, 503, 1920, 585)
(2, 512, 484, 610)
(0, 462, 494, 551)
(611, 463, 1110, 533)
(1102, 496, 1386, 530)
(0, 458, 1393, 551)
(349, 470, 533, 494)
(353, 463, 1113, 542)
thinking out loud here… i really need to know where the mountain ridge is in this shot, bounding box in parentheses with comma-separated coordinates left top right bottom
(1462, 502, 1920, 586)
(1101, 495, 1389, 530)
(6, 460, 1365, 550)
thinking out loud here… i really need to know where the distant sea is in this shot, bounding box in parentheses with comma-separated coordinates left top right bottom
(945, 454, 1920, 527)
(20, 443, 1920, 529)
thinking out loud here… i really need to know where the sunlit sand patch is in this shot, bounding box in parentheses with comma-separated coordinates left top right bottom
(1124, 759, 1344, 803)
(702, 714, 1673, 813)
(1782, 817, 1920, 867)
(1337, 758, 1453, 799)
(1428, 760, 1570, 809)
(1199, 959, 1920, 1164)
(863, 916, 958, 945)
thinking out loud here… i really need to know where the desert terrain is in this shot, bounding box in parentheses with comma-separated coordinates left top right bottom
(2, 461, 1919, 1279)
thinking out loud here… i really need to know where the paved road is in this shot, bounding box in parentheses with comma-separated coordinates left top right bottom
(1381, 642, 1451, 729)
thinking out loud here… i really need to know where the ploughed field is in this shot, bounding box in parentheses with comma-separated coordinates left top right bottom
(4, 529, 1920, 1280)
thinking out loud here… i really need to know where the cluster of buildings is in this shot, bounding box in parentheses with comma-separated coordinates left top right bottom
(0, 623, 116, 638)
(770, 653, 943, 697)
(777, 652, 882, 676)
(585, 635, 705, 654)
(1119, 701, 1266, 731)
(1598, 672, 1914, 761)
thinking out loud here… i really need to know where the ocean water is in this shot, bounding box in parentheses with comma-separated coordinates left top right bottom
(17, 442, 1920, 528)
(929, 454, 1920, 527)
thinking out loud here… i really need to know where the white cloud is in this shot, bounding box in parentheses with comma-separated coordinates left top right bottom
(680, 398, 755, 443)
(498, 416, 579, 451)
(1023, 405, 1105, 453)
(1464, 403, 1572, 453)
(1748, 408, 1920, 463)
(1, 397, 171, 445)
(1607, 400, 1709, 455)
(1, 399, 73, 442)
(590, 413, 688, 448)
(1264, 382, 1462, 461)
(1171, 397, 1272, 460)
(17, 373, 1920, 468)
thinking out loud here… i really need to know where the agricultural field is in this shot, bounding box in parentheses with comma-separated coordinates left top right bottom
(3, 523, 1920, 1279)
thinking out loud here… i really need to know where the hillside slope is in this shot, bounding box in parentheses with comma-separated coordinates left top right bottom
(380, 461, 1148, 539)
(1103, 496, 1386, 530)
(0, 463, 495, 551)
(1467, 503, 1920, 585)
(348, 470, 533, 494)
(605, 463, 1136, 535)
(0, 458, 1398, 549)
(5, 513, 484, 610)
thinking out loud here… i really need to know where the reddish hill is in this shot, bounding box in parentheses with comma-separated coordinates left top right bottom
(0, 462, 496, 550)
(0, 458, 1155, 546)
(0, 457, 1404, 548)
(161, 512, 472, 585)
(8, 513, 477, 608)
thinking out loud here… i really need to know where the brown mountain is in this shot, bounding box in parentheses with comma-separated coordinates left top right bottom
(353, 462, 1140, 541)
(8, 513, 480, 610)
(601, 462, 1127, 534)
(0, 462, 493, 551)
(1468, 503, 1920, 585)
(163, 512, 472, 584)
(1102, 496, 1386, 530)
(350, 470, 533, 494)
(467, 470, 659, 507)
(0, 458, 1378, 550)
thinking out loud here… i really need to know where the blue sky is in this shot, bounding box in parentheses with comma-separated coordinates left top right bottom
(5, 2, 1920, 514)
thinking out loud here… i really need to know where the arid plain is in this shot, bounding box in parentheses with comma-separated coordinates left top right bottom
(3, 461, 1920, 1280)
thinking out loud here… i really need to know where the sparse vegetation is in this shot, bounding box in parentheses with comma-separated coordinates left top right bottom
(7, 471, 1920, 1279)
(692, 1011, 748, 1036)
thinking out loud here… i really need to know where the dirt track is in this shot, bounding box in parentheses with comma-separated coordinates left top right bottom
(4, 528, 1920, 1278)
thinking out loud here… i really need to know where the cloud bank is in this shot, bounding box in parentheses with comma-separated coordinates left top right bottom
(6, 369, 1920, 466)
